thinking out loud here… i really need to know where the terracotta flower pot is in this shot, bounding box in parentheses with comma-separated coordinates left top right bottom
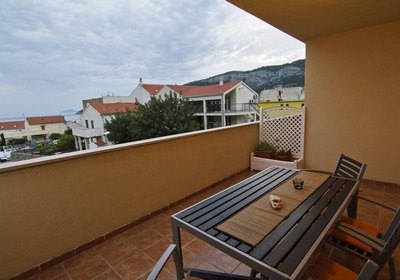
(254, 150, 275, 159)
(275, 154, 293, 161)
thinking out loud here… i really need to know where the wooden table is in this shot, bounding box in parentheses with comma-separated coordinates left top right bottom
(171, 167, 359, 280)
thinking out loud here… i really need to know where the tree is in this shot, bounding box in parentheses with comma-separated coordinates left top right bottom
(104, 111, 136, 144)
(33, 129, 75, 155)
(49, 133, 61, 141)
(0, 133, 5, 146)
(130, 93, 200, 141)
(104, 93, 200, 144)
(57, 133, 75, 152)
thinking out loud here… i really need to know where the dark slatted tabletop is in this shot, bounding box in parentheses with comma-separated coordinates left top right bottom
(172, 167, 358, 279)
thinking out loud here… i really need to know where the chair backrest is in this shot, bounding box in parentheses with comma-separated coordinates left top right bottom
(333, 154, 367, 180)
(371, 209, 400, 266)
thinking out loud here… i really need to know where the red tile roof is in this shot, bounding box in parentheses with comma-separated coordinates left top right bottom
(141, 81, 242, 97)
(26, 115, 66, 125)
(91, 103, 139, 115)
(169, 81, 241, 97)
(142, 84, 164, 95)
(0, 120, 25, 130)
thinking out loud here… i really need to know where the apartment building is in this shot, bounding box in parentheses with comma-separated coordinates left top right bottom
(72, 102, 138, 150)
(129, 79, 259, 129)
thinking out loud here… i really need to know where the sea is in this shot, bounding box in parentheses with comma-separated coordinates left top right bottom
(0, 110, 81, 123)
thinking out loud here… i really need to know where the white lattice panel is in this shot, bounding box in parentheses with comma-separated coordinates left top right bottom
(260, 106, 305, 158)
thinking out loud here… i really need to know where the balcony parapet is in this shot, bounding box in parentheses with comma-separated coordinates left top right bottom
(0, 123, 259, 279)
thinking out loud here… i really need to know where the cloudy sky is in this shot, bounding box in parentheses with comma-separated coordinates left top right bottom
(0, 0, 304, 118)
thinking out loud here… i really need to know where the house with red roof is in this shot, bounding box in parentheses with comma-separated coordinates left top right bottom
(0, 116, 67, 144)
(0, 120, 27, 144)
(129, 79, 259, 129)
(72, 102, 138, 150)
(25, 116, 67, 142)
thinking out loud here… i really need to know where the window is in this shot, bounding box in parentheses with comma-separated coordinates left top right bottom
(91, 120, 94, 128)
(85, 120, 89, 128)
(41, 125, 45, 131)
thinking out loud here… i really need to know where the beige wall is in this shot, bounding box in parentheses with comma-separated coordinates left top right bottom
(305, 20, 400, 183)
(0, 123, 258, 279)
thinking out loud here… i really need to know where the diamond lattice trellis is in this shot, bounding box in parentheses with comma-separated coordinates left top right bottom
(260, 106, 305, 158)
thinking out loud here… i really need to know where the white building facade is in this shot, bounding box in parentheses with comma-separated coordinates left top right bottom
(259, 86, 304, 102)
(72, 103, 138, 150)
(129, 80, 259, 129)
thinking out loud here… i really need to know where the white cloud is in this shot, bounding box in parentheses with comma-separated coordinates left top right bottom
(0, 0, 304, 117)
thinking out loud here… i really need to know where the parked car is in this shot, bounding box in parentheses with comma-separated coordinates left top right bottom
(0, 148, 12, 162)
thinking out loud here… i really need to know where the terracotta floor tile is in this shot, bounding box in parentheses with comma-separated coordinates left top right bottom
(121, 222, 150, 240)
(135, 268, 175, 280)
(94, 234, 130, 253)
(192, 259, 224, 273)
(180, 229, 197, 246)
(143, 238, 173, 261)
(62, 249, 110, 280)
(151, 220, 172, 237)
(27, 264, 65, 280)
(206, 250, 240, 273)
(232, 263, 252, 276)
(92, 269, 121, 280)
(126, 229, 164, 250)
(113, 252, 155, 280)
(94, 237, 140, 266)
(383, 191, 400, 208)
(183, 238, 218, 260)
(149, 213, 171, 225)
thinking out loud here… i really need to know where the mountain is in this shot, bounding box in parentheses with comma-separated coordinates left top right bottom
(186, 59, 305, 93)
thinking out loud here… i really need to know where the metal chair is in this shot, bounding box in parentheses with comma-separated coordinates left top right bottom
(306, 254, 379, 280)
(333, 154, 367, 218)
(147, 244, 179, 280)
(333, 153, 367, 180)
(330, 209, 400, 280)
(146, 244, 202, 280)
(309, 208, 399, 279)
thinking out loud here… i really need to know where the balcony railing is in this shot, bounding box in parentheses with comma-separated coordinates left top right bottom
(207, 122, 222, 129)
(0, 123, 258, 279)
(199, 103, 258, 114)
(72, 126, 104, 138)
(225, 103, 258, 113)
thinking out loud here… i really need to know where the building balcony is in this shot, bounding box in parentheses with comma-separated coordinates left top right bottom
(1, 122, 398, 279)
(0, 123, 258, 279)
(194, 103, 258, 114)
(72, 126, 104, 138)
(7, 170, 400, 279)
(225, 103, 258, 113)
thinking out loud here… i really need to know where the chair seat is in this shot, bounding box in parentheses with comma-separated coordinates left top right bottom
(330, 216, 381, 254)
(307, 255, 357, 280)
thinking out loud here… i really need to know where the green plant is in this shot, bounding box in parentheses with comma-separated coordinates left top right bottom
(275, 148, 293, 161)
(256, 141, 277, 152)
(276, 148, 292, 156)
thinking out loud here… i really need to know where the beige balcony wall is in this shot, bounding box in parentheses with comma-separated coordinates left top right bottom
(305, 20, 400, 183)
(0, 123, 258, 279)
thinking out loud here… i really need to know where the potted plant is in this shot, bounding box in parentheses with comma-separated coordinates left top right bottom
(275, 149, 293, 161)
(254, 141, 277, 159)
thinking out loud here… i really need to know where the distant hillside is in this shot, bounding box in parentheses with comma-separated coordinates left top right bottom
(186, 59, 305, 93)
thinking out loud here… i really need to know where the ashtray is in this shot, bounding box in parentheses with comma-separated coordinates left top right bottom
(292, 178, 304, 190)
(269, 194, 282, 209)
